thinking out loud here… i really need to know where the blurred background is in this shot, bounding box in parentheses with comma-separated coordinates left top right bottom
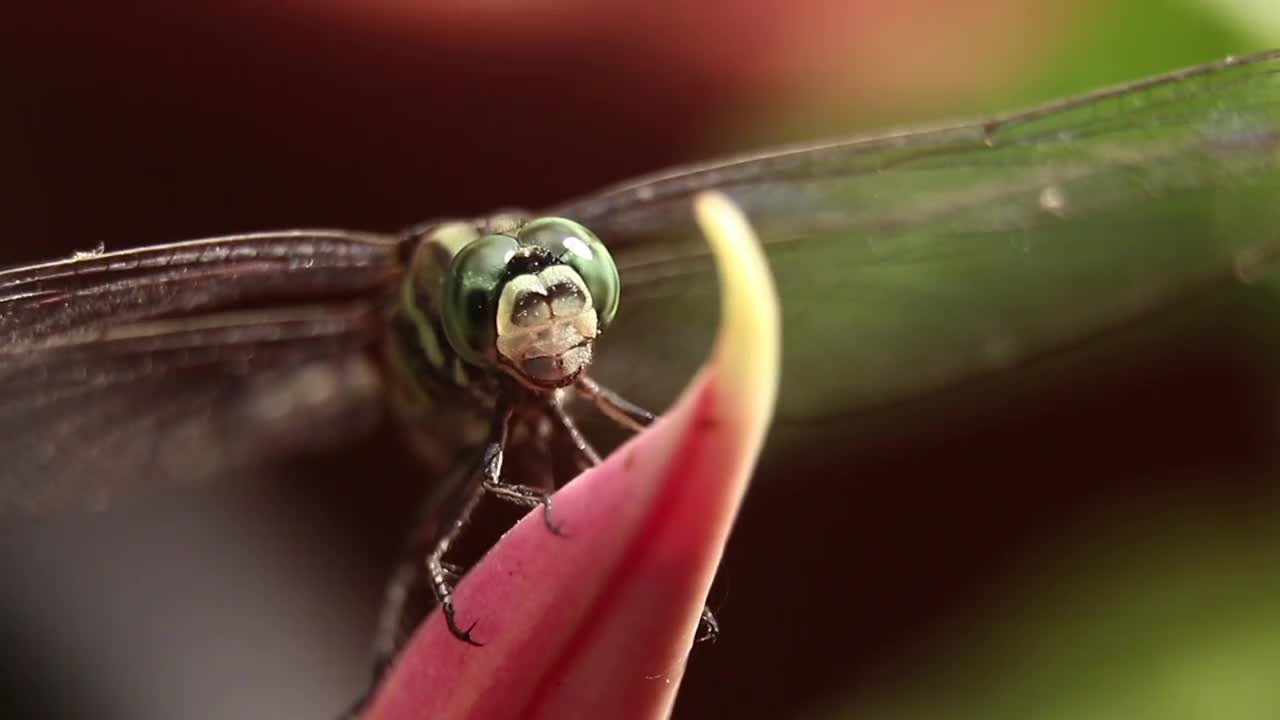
(3, 1, 1280, 718)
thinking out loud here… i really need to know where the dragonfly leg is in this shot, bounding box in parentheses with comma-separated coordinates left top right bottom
(545, 395, 601, 471)
(425, 395, 518, 647)
(575, 376, 724, 642)
(338, 457, 485, 719)
(477, 393, 566, 535)
(575, 375, 655, 432)
(438, 560, 465, 582)
(481, 477, 564, 536)
(427, 490, 487, 647)
(697, 605, 720, 643)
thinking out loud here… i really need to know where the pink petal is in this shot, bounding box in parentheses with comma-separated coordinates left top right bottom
(365, 192, 778, 720)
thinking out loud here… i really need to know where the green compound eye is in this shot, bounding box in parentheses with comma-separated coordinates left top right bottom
(442, 234, 519, 367)
(516, 217, 620, 327)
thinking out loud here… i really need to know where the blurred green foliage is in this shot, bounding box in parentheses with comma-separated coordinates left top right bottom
(809, 501, 1280, 720)
(1026, 0, 1274, 102)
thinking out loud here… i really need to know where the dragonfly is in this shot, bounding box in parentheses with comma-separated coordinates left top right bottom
(4, 49, 1280, 716)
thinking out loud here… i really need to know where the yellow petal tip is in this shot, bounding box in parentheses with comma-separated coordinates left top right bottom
(693, 190, 780, 447)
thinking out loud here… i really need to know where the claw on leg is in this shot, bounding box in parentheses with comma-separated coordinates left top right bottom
(440, 596, 483, 647)
(696, 605, 720, 643)
(482, 479, 564, 536)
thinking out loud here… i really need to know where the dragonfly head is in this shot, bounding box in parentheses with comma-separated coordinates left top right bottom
(442, 217, 620, 390)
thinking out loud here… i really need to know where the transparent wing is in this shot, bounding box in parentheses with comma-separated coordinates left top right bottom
(556, 51, 1280, 434)
(0, 230, 402, 343)
(0, 231, 403, 510)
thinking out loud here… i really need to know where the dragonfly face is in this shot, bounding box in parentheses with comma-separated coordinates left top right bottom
(418, 216, 620, 391)
(383, 215, 625, 477)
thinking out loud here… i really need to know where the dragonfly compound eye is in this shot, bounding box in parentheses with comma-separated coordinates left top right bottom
(516, 217, 620, 328)
(442, 233, 519, 367)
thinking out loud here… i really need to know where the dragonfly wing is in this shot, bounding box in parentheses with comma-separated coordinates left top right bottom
(0, 231, 403, 511)
(0, 229, 402, 343)
(556, 51, 1280, 427)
